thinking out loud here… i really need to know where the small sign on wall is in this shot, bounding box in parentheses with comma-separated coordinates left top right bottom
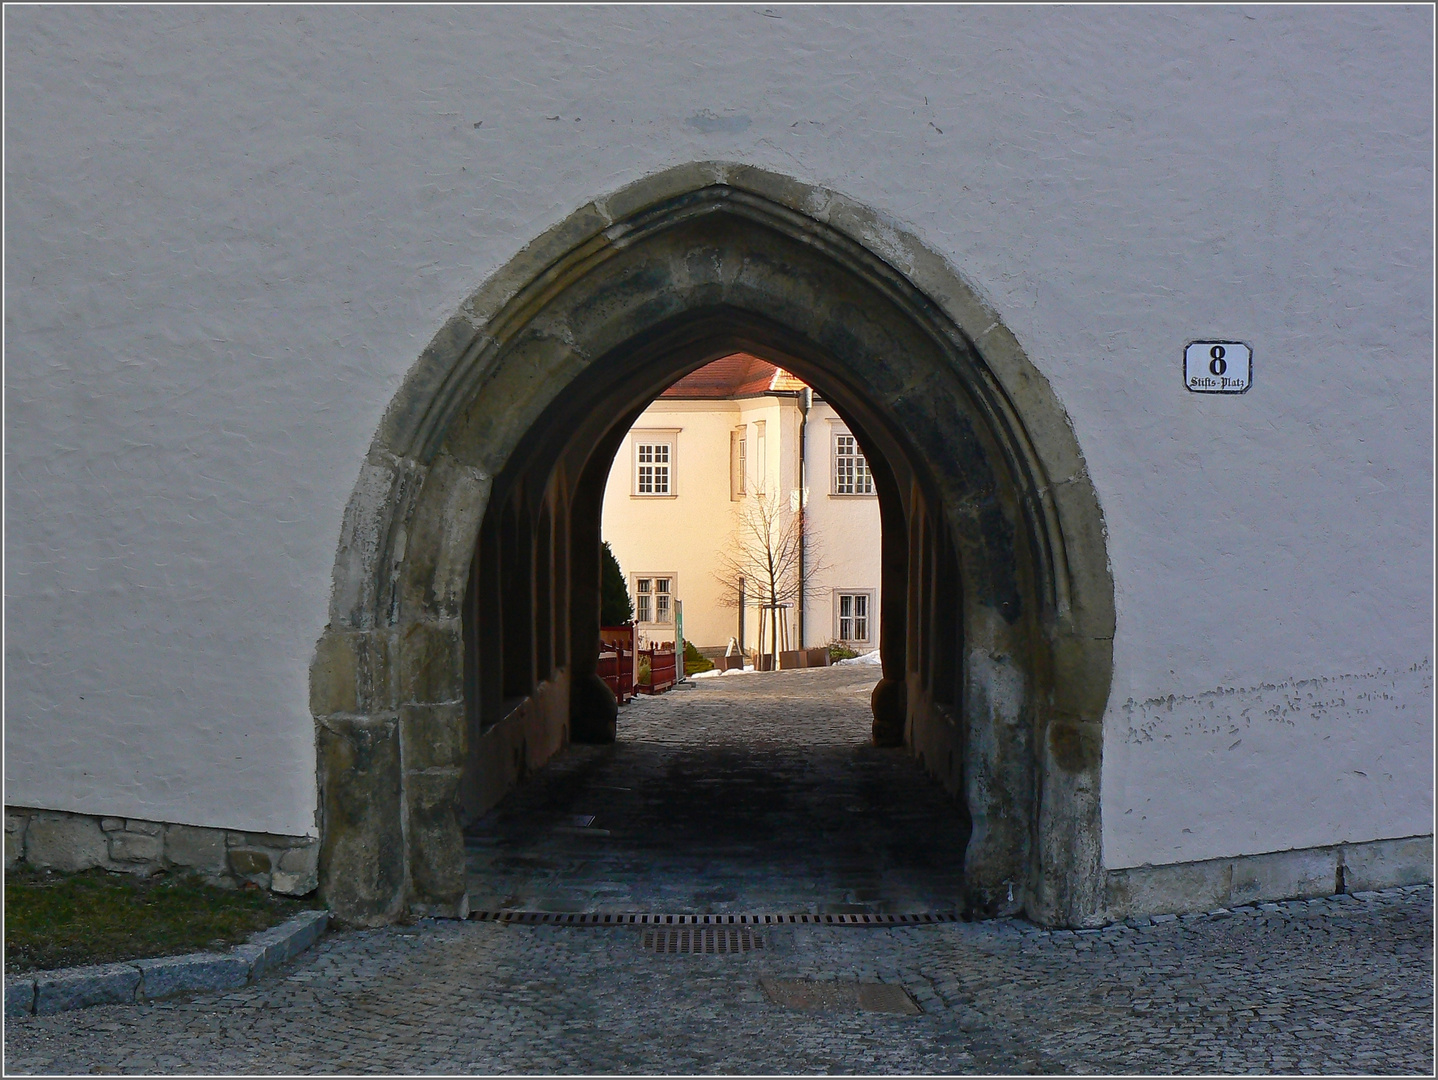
(1184, 341, 1252, 393)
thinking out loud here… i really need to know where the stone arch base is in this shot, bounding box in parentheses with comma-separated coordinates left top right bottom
(310, 162, 1115, 928)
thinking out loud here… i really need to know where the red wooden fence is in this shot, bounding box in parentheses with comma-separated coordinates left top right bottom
(598, 624, 635, 704)
(639, 643, 677, 695)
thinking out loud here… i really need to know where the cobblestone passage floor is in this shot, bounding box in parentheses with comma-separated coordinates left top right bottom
(7, 667, 1433, 1074)
(465, 664, 968, 914)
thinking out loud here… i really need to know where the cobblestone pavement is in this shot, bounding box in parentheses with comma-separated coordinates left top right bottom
(465, 664, 967, 914)
(6, 667, 1433, 1074)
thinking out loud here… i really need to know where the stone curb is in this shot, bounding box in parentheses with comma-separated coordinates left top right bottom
(1003, 882, 1432, 937)
(5, 909, 328, 1018)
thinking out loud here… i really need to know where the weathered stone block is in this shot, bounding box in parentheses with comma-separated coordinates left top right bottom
(5, 975, 36, 1017)
(1045, 717, 1101, 775)
(311, 631, 359, 716)
(5, 813, 28, 869)
(109, 831, 164, 864)
(594, 160, 728, 231)
(135, 952, 249, 1000)
(397, 454, 492, 622)
(1343, 835, 1434, 892)
(1048, 476, 1117, 639)
(400, 703, 467, 772)
(164, 824, 228, 875)
(100, 817, 126, 833)
(1048, 633, 1114, 724)
(441, 329, 588, 476)
(124, 819, 163, 836)
(228, 848, 272, 876)
(34, 963, 140, 1014)
(310, 629, 394, 717)
(238, 831, 311, 849)
(398, 620, 463, 705)
(404, 768, 467, 912)
(727, 163, 831, 221)
(1231, 846, 1338, 904)
(318, 716, 405, 925)
(277, 841, 320, 874)
(376, 316, 488, 458)
(272, 842, 320, 896)
(271, 868, 317, 896)
(1106, 859, 1232, 920)
(974, 322, 1088, 489)
(25, 813, 108, 872)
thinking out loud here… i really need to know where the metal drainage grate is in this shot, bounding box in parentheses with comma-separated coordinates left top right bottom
(470, 910, 956, 927)
(642, 926, 763, 954)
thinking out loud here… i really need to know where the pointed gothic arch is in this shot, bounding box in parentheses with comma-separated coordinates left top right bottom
(310, 162, 1115, 928)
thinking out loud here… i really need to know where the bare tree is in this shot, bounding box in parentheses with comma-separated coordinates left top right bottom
(715, 492, 828, 670)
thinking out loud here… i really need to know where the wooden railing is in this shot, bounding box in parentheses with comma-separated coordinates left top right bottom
(598, 624, 635, 704)
(639, 644, 677, 694)
(597, 625, 683, 698)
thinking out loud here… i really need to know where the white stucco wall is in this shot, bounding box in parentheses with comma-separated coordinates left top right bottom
(5, 7, 1431, 852)
(601, 399, 743, 651)
(803, 402, 883, 651)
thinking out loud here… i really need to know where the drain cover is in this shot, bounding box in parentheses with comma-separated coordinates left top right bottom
(760, 978, 922, 1015)
(642, 926, 763, 954)
(470, 910, 956, 926)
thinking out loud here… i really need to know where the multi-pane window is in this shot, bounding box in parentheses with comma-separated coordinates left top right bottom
(634, 576, 673, 623)
(832, 432, 873, 495)
(730, 428, 747, 500)
(635, 441, 672, 495)
(837, 592, 871, 642)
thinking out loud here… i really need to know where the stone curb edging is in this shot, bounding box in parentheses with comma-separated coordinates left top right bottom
(1003, 883, 1432, 938)
(5, 909, 328, 1018)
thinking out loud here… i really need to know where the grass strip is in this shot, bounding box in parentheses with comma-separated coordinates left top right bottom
(5, 867, 318, 974)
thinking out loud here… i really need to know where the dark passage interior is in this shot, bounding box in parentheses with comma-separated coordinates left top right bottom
(464, 665, 971, 915)
(458, 345, 973, 912)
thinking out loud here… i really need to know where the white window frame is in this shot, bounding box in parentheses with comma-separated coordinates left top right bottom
(730, 426, 747, 501)
(631, 430, 679, 497)
(753, 420, 766, 494)
(634, 574, 677, 624)
(830, 424, 874, 496)
(833, 589, 874, 644)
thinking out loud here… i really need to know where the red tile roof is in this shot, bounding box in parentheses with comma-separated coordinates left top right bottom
(660, 353, 809, 399)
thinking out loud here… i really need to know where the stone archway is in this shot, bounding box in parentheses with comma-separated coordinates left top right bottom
(310, 162, 1115, 928)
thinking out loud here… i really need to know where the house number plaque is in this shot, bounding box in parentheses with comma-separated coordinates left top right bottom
(1184, 341, 1252, 393)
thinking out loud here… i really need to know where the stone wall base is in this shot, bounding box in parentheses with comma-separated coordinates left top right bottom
(4, 806, 319, 897)
(1105, 834, 1433, 921)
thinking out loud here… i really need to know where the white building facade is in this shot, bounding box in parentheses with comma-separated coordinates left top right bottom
(4, 6, 1432, 914)
(601, 355, 882, 659)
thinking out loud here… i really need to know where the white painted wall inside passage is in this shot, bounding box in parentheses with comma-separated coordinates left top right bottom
(802, 402, 883, 652)
(5, 7, 1431, 850)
